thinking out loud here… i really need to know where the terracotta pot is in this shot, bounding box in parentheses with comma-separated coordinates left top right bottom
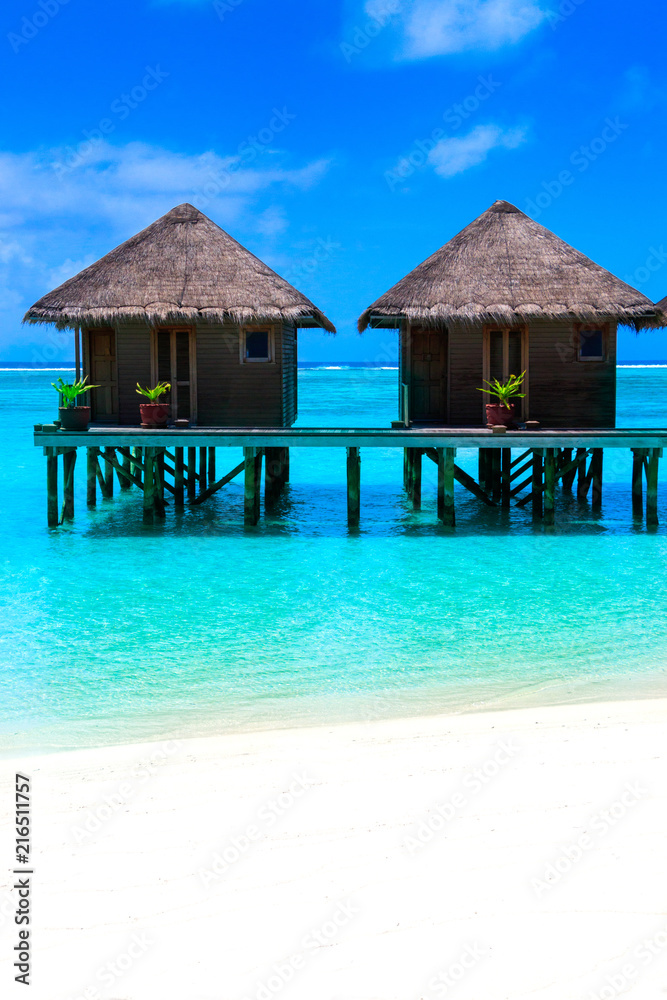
(59, 406, 90, 431)
(140, 402, 170, 428)
(485, 403, 515, 427)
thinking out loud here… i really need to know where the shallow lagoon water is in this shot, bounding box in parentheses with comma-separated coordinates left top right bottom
(2, 366, 667, 753)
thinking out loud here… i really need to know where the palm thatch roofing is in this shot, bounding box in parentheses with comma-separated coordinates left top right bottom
(656, 294, 667, 314)
(24, 203, 335, 333)
(358, 200, 664, 332)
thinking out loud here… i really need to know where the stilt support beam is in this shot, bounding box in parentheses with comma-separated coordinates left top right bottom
(532, 449, 543, 521)
(647, 449, 661, 527)
(543, 448, 556, 526)
(174, 447, 184, 507)
(87, 447, 97, 506)
(244, 447, 262, 526)
(437, 447, 456, 526)
(347, 447, 361, 527)
(46, 448, 58, 527)
(264, 447, 289, 504)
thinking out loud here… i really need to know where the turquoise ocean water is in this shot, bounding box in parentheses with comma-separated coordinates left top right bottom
(2, 365, 667, 754)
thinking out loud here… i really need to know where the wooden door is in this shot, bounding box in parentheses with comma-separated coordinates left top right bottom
(88, 329, 117, 422)
(409, 327, 447, 423)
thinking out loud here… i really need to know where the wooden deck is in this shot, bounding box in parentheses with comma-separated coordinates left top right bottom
(34, 425, 667, 449)
(33, 424, 666, 529)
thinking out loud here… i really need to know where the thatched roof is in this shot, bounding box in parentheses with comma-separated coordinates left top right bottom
(358, 200, 664, 332)
(24, 203, 335, 332)
(656, 295, 667, 314)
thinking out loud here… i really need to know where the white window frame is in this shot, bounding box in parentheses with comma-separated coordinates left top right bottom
(576, 324, 607, 362)
(240, 325, 275, 364)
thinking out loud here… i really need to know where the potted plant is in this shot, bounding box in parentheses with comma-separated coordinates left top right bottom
(52, 376, 99, 430)
(136, 382, 171, 427)
(478, 371, 526, 427)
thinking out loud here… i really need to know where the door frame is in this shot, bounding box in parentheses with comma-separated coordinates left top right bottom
(482, 324, 529, 421)
(405, 321, 449, 425)
(84, 327, 118, 423)
(151, 326, 198, 424)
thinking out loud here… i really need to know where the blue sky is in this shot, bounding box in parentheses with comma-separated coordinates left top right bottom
(1, 0, 666, 362)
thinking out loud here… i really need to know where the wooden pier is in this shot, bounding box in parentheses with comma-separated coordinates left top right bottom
(34, 425, 666, 529)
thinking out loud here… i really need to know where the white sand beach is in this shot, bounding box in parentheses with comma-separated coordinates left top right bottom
(2, 697, 667, 1000)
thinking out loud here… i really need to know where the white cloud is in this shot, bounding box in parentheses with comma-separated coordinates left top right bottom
(0, 141, 331, 354)
(427, 123, 527, 177)
(0, 141, 330, 232)
(366, 0, 546, 58)
(254, 206, 289, 238)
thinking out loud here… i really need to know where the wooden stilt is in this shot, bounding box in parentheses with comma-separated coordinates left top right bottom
(187, 448, 196, 500)
(501, 448, 511, 508)
(543, 448, 556, 526)
(61, 449, 76, 522)
(437, 447, 456, 526)
(576, 448, 589, 501)
(478, 449, 486, 489)
(96, 454, 110, 497)
(174, 447, 184, 506)
(561, 448, 576, 491)
(532, 449, 543, 521)
(243, 447, 262, 525)
(264, 447, 282, 503)
(46, 448, 58, 527)
(646, 449, 661, 527)
(632, 449, 644, 518)
(155, 450, 166, 518)
(282, 448, 290, 483)
(104, 447, 114, 497)
(590, 449, 603, 510)
(119, 450, 132, 490)
(131, 447, 143, 488)
(425, 449, 495, 507)
(346, 447, 361, 527)
(87, 447, 97, 506)
(143, 447, 155, 524)
(484, 448, 495, 492)
(199, 447, 207, 490)
(208, 448, 216, 486)
(412, 449, 422, 509)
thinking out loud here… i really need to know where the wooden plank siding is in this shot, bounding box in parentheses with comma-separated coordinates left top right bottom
(116, 325, 152, 426)
(196, 322, 284, 427)
(527, 320, 616, 428)
(405, 319, 617, 427)
(447, 321, 484, 426)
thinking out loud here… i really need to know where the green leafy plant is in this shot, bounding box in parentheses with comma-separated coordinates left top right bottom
(52, 376, 99, 408)
(477, 371, 526, 407)
(136, 381, 171, 401)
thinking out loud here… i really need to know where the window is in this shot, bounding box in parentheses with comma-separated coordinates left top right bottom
(241, 327, 273, 363)
(578, 328, 604, 361)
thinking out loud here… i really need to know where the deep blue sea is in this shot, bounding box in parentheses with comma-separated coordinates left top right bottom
(2, 365, 667, 754)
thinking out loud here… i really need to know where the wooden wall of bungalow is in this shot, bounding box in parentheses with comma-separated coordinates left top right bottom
(82, 320, 298, 427)
(399, 318, 617, 428)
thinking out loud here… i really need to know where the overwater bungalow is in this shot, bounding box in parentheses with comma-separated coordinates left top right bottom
(358, 200, 663, 428)
(24, 203, 335, 427)
(28, 200, 667, 531)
